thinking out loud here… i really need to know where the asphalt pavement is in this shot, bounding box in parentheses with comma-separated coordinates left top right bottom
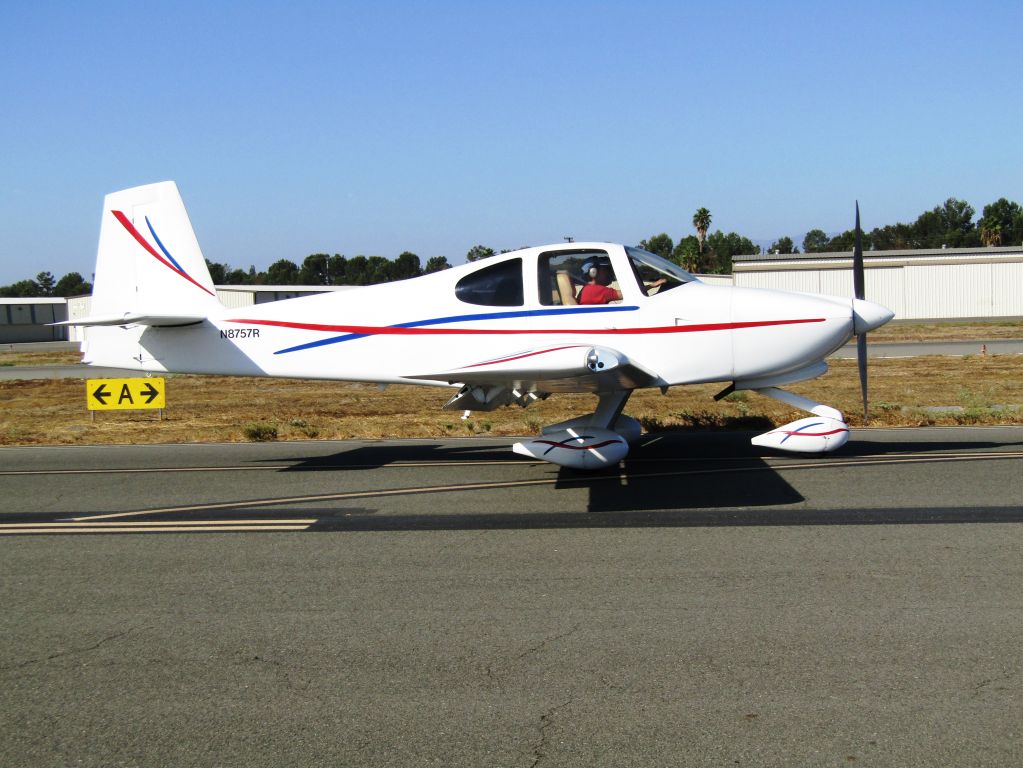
(2, 429, 1022, 767)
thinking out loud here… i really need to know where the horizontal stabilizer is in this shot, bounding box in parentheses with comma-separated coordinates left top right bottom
(52, 313, 206, 327)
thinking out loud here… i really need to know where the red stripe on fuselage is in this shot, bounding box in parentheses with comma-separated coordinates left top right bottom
(224, 317, 826, 336)
(463, 345, 584, 368)
(111, 210, 216, 297)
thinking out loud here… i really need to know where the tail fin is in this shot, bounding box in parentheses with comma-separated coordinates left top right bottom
(76, 181, 223, 326)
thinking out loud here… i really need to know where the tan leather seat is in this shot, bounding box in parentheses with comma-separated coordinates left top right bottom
(556, 270, 577, 305)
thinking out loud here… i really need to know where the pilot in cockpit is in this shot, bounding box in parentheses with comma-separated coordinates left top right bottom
(577, 258, 622, 305)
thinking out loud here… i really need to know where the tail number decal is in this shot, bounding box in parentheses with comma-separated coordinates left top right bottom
(220, 328, 260, 339)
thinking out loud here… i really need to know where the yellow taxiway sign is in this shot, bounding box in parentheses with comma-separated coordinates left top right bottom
(87, 377, 166, 410)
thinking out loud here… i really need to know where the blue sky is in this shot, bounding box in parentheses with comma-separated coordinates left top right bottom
(1, 0, 1020, 283)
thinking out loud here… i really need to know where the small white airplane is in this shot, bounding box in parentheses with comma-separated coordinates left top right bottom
(65, 182, 893, 470)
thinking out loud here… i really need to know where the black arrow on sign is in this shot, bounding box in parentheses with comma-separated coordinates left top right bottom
(140, 382, 160, 405)
(92, 384, 110, 406)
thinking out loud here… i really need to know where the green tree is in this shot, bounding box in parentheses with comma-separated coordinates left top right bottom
(869, 223, 912, 250)
(392, 251, 422, 281)
(911, 209, 946, 248)
(704, 231, 759, 274)
(978, 198, 1023, 247)
(671, 236, 701, 272)
(424, 256, 451, 273)
(826, 230, 858, 251)
(692, 208, 712, 253)
(912, 198, 978, 248)
(465, 245, 495, 262)
(769, 237, 798, 255)
(54, 272, 92, 296)
(326, 254, 348, 284)
(299, 254, 332, 285)
(639, 233, 674, 260)
(267, 259, 300, 285)
(205, 260, 228, 285)
(802, 229, 829, 253)
(366, 256, 392, 284)
(35, 271, 56, 296)
(936, 197, 976, 243)
(345, 256, 370, 285)
(0, 279, 42, 297)
(224, 268, 249, 284)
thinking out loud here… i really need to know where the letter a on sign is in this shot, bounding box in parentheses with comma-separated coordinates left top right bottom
(87, 378, 166, 410)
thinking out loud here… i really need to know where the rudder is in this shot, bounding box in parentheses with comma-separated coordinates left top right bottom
(90, 181, 222, 320)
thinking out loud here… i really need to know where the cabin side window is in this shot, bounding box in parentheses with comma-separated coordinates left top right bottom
(455, 258, 524, 306)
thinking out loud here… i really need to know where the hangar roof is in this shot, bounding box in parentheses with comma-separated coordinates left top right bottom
(734, 245, 1023, 264)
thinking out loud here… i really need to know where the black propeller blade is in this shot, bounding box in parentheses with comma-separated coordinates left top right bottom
(853, 202, 865, 301)
(854, 201, 868, 422)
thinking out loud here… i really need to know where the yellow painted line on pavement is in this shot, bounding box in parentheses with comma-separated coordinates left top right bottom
(1, 525, 311, 535)
(0, 519, 317, 530)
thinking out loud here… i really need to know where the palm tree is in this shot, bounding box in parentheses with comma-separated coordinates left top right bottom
(692, 208, 712, 253)
(980, 225, 1002, 247)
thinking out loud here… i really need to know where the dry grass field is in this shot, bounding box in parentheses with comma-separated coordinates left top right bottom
(1, 354, 1020, 446)
(1, 321, 1020, 446)
(872, 319, 1023, 342)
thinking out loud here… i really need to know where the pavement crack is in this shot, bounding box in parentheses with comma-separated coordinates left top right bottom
(529, 699, 572, 768)
(517, 622, 582, 661)
(484, 662, 504, 690)
(1, 626, 142, 672)
(485, 623, 581, 691)
(971, 668, 1019, 698)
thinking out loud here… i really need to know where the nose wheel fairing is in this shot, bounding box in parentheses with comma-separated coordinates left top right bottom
(747, 386, 850, 454)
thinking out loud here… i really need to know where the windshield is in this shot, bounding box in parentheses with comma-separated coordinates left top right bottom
(625, 246, 698, 296)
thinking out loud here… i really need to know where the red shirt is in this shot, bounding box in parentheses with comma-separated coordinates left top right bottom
(578, 284, 620, 305)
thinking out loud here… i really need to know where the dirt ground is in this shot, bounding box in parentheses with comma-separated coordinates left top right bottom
(1, 354, 1020, 446)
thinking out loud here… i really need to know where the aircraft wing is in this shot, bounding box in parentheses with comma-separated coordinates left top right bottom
(406, 343, 657, 395)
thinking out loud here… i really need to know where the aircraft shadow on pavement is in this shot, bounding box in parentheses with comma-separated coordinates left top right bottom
(268, 430, 1023, 473)
(838, 438, 1023, 454)
(257, 429, 1023, 531)
(270, 440, 516, 470)
(272, 431, 807, 518)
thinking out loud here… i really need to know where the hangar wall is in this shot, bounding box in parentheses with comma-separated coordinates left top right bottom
(732, 246, 1023, 320)
(0, 298, 69, 343)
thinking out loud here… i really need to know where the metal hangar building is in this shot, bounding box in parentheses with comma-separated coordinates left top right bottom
(733, 245, 1023, 321)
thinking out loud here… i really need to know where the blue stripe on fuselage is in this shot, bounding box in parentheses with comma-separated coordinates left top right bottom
(272, 305, 640, 355)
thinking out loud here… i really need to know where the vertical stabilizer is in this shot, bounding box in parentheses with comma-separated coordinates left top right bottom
(90, 181, 221, 319)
